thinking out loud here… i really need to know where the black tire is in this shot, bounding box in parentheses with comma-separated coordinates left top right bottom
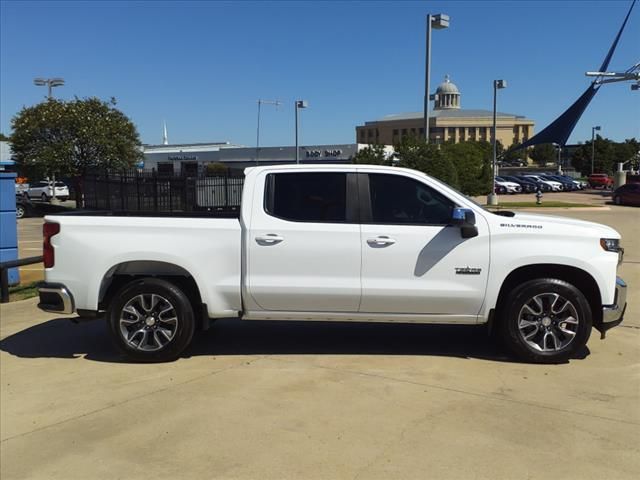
(41, 193, 48, 202)
(107, 278, 196, 362)
(498, 278, 592, 364)
(613, 196, 620, 205)
(59, 196, 68, 202)
(16, 204, 25, 219)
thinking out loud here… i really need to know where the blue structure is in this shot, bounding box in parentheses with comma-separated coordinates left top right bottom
(0, 172, 19, 285)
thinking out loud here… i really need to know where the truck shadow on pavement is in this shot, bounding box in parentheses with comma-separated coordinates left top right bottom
(0, 317, 590, 364)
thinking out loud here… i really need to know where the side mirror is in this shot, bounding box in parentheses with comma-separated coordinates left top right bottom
(451, 207, 478, 238)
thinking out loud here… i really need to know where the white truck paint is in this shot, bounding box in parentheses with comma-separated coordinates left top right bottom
(38, 165, 627, 363)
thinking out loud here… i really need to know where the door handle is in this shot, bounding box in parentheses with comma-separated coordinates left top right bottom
(367, 236, 396, 246)
(255, 234, 284, 244)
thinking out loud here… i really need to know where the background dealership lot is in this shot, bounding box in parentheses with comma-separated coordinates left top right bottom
(1, 201, 638, 480)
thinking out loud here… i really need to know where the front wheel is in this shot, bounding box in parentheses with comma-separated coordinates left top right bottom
(41, 193, 49, 202)
(107, 278, 196, 362)
(16, 204, 26, 219)
(498, 278, 592, 363)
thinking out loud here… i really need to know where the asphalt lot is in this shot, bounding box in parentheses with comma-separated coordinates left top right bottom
(2, 193, 639, 479)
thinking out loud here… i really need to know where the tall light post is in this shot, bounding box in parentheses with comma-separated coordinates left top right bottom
(552, 143, 564, 174)
(256, 99, 282, 165)
(591, 125, 601, 174)
(33, 77, 64, 99)
(295, 100, 308, 164)
(423, 13, 449, 143)
(487, 79, 507, 206)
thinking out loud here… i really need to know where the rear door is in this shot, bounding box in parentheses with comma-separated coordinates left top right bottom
(359, 171, 490, 317)
(246, 170, 361, 312)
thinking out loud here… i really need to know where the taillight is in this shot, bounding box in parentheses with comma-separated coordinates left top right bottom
(43, 222, 60, 268)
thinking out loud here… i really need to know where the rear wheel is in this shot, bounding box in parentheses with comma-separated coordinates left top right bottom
(16, 204, 25, 219)
(107, 278, 196, 362)
(499, 278, 592, 363)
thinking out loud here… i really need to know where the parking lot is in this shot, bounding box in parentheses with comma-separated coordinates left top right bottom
(1, 199, 639, 479)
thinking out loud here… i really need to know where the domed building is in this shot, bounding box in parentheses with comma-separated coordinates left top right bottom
(355, 75, 534, 149)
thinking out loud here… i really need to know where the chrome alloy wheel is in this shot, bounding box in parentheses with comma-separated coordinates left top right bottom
(517, 293, 580, 352)
(119, 294, 178, 351)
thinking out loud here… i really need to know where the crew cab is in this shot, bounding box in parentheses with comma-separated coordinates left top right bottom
(37, 165, 627, 363)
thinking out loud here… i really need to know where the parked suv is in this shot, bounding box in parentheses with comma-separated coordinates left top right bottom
(27, 180, 69, 202)
(588, 174, 613, 189)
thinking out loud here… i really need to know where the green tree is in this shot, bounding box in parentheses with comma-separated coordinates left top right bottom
(11, 97, 143, 181)
(393, 136, 459, 189)
(441, 141, 492, 196)
(570, 136, 638, 176)
(0, 132, 9, 141)
(352, 144, 390, 165)
(502, 141, 529, 164)
(530, 143, 556, 167)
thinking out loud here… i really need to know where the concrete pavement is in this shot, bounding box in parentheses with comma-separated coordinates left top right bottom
(1, 205, 639, 480)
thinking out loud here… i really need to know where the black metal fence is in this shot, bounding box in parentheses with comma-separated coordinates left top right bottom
(83, 169, 244, 214)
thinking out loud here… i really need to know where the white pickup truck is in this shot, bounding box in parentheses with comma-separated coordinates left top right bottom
(37, 165, 627, 363)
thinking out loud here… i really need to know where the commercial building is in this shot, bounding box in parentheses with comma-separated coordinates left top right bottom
(355, 76, 535, 149)
(142, 142, 375, 174)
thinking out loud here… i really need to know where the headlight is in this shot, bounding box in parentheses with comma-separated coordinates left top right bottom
(600, 238, 620, 252)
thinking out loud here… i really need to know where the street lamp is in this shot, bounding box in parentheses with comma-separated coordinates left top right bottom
(591, 126, 601, 174)
(423, 13, 449, 143)
(487, 79, 507, 206)
(256, 99, 282, 165)
(552, 143, 564, 175)
(33, 77, 64, 99)
(295, 100, 308, 164)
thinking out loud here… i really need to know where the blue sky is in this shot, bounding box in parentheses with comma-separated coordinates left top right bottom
(1, 0, 638, 147)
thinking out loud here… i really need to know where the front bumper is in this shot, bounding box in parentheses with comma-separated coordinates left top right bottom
(599, 276, 627, 336)
(37, 282, 75, 314)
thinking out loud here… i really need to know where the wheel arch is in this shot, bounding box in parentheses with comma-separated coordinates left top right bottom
(98, 261, 204, 318)
(494, 264, 602, 328)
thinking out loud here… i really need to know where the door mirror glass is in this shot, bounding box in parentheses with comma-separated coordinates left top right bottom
(451, 208, 478, 238)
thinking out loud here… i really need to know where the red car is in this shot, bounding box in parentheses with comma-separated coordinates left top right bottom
(588, 173, 613, 189)
(613, 183, 640, 206)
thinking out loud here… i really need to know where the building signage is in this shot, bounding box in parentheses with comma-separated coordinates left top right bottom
(305, 149, 343, 158)
(168, 155, 198, 161)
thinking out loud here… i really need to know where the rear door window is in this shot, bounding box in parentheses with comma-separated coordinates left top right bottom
(265, 172, 347, 223)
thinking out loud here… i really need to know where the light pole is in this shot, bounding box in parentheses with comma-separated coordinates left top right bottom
(423, 13, 449, 143)
(591, 126, 601, 174)
(295, 100, 308, 164)
(256, 99, 281, 165)
(488, 79, 507, 206)
(33, 77, 64, 99)
(553, 143, 563, 174)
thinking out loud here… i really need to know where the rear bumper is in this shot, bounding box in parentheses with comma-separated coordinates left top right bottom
(600, 277, 627, 334)
(37, 282, 75, 314)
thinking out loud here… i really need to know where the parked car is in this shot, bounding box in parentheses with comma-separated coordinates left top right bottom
(558, 175, 587, 190)
(612, 183, 640, 206)
(15, 193, 34, 219)
(500, 176, 537, 193)
(588, 173, 613, 189)
(27, 180, 69, 202)
(522, 174, 564, 191)
(37, 164, 627, 364)
(515, 175, 552, 192)
(542, 175, 578, 191)
(494, 183, 507, 194)
(495, 177, 523, 194)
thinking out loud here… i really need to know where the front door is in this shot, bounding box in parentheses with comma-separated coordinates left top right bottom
(247, 170, 361, 312)
(359, 172, 490, 317)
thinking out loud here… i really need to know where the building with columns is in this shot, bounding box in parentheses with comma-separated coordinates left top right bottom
(355, 76, 535, 150)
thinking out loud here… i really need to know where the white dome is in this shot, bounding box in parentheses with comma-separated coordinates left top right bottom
(436, 75, 460, 94)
